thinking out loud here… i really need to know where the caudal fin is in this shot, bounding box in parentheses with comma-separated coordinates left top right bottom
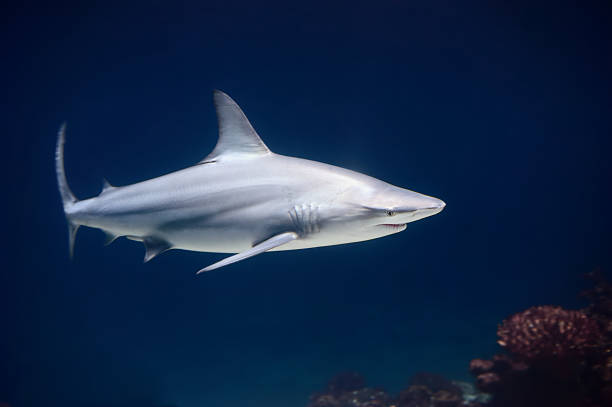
(55, 123, 80, 258)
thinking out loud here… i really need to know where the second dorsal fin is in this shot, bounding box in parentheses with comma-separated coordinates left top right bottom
(201, 90, 270, 163)
(102, 178, 115, 193)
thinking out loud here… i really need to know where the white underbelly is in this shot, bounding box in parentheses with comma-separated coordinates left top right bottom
(162, 226, 401, 254)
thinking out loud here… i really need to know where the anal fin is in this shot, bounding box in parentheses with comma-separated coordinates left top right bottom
(197, 232, 297, 274)
(143, 236, 172, 262)
(103, 230, 120, 246)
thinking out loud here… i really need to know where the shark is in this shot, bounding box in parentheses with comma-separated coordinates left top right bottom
(56, 90, 445, 273)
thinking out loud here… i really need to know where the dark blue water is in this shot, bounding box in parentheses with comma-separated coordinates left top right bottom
(3, 1, 611, 406)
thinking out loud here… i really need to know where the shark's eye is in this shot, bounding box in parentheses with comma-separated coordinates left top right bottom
(386, 210, 395, 216)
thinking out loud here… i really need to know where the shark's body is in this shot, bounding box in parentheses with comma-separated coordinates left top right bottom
(57, 91, 445, 272)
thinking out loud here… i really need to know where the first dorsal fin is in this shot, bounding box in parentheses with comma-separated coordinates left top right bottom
(201, 90, 270, 163)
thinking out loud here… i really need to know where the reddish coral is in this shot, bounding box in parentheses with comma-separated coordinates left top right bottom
(468, 272, 612, 407)
(469, 354, 528, 395)
(468, 359, 494, 376)
(497, 305, 601, 359)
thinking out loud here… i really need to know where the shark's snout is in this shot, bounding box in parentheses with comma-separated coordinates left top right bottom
(427, 198, 446, 211)
(421, 197, 446, 216)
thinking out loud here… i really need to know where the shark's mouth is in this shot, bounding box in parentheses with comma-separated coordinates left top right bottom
(378, 223, 407, 230)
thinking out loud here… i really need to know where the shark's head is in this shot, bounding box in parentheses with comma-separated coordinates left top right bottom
(321, 178, 446, 243)
(360, 184, 445, 234)
(361, 183, 446, 233)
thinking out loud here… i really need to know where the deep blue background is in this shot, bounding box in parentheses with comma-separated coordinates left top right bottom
(2, 1, 611, 406)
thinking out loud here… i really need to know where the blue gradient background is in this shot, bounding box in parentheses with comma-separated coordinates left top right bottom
(2, 1, 611, 406)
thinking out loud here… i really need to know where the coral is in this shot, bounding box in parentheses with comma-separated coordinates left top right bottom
(470, 355, 527, 394)
(395, 384, 464, 407)
(430, 389, 462, 407)
(453, 380, 491, 404)
(582, 269, 612, 337)
(470, 348, 594, 406)
(409, 372, 461, 395)
(307, 273, 612, 407)
(337, 388, 392, 407)
(497, 305, 601, 360)
(469, 271, 612, 407)
(581, 270, 612, 405)
(309, 393, 342, 407)
(308, 371, 476, 407)
(469, 354, 538, 406)
(396, 385, 431, 407)
(307, 372, 390, 407)
(308, 387, 391, 407)
(399, 372, 463, 407)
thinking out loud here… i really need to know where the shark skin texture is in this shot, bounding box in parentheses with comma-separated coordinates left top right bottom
(56, 90, 446, 273)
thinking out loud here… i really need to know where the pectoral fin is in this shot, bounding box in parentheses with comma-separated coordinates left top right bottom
(197, 232, 297, 274)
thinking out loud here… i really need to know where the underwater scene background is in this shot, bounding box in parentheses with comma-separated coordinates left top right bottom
(2, 1, 611, 406)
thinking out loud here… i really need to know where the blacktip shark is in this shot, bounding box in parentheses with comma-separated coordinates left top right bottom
(56, 90, 445, 273)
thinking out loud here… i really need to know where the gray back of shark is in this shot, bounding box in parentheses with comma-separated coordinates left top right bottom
(56, 90, 445, 273)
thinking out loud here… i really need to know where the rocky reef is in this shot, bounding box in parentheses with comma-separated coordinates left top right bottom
(308, 271, 612, 407)
(307, 371, 484, 407)
(469, 270, 612, 407)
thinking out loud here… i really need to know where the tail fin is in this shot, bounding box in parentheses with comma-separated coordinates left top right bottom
(55, 123, 80, 259)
